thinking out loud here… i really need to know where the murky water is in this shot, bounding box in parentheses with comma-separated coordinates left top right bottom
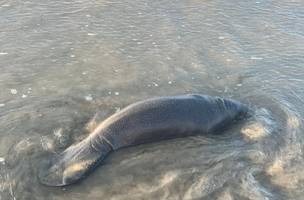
(0, 0, 304, 199)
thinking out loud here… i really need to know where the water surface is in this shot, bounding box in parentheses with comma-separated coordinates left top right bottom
(0, 0, 304, 199)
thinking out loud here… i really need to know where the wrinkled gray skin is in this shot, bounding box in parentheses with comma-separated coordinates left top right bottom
(38, 94, 249, 186)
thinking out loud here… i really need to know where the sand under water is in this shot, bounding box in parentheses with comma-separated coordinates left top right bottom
(0, 0, 304, 199)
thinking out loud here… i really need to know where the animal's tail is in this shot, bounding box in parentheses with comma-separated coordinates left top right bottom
(38, 136, 112, 186)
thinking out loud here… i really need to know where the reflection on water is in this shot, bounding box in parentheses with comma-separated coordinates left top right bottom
(0, 0, 304, 199)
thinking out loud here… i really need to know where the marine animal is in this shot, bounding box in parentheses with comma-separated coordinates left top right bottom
(38, 94, 249, 186)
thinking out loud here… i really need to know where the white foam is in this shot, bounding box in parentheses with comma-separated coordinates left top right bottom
(152, 82, 159, 87)
(115, 107, 121, 113)
(85, 95, 93, 101)
(87, 33, 97, 36)
(250, 56, 263, 60)
(0, 157, 5, 163)
(54, 128, 63, 138)
(10, 89, 18, 95)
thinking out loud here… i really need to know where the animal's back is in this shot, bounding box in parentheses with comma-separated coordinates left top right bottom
(91, 94, 247, 149)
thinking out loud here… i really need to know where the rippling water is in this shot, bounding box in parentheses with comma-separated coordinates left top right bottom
(0, 0, 304, 199)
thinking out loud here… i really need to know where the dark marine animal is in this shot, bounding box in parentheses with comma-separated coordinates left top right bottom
(38, 94, 249, 186)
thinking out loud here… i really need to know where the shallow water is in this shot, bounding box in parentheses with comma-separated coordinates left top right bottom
(0, 0, 304, 199)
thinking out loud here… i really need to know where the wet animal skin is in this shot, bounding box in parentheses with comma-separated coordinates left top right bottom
(38, 94, 249, 186)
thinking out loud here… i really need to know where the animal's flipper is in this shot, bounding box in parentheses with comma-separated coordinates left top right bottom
(38, 137, 112, 186)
